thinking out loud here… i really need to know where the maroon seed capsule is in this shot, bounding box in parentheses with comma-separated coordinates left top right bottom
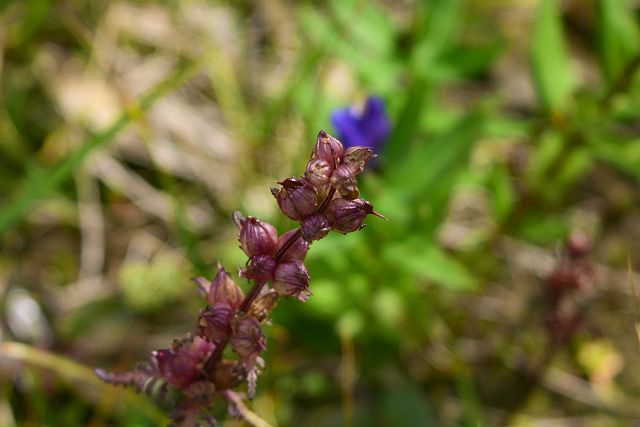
(273, 261, 312, 302)
(230, 315, 266, 367)
(300, 213, 331, 242)
(241, 255, 277, 282)
(313, 130, 344, 167)
(325, 198, 378, 233)
(203, 263, 244, 308)
(275, 229, 309, 262)
(272, 177, 318, 221)
(305, 158, 332, 190)
(330, 164, 360, 200)
(235, 213, 278, 257)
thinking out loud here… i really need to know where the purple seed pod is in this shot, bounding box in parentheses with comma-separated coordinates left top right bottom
(230, 315, 266, 369)
(305, 158, 332, 191)
(203, 264, 244, 308)
(234, 212, 278, 257)
(313, 130, 344, 167)
(275, 229, 309, 262)
(325, 198, 381, 233)
(198, 303, 234, 342)
(300, 213, 331, 242)
(272, 177, 318, 221)
(329, 164, 360, 200)
(151, 336, 215, 389)
(272, 260, 311, 302)
(240, 255, 277, 282)
(567, 231, 592, 259)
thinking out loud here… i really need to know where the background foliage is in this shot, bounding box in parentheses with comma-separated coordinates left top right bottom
(1, 0, 640, 426)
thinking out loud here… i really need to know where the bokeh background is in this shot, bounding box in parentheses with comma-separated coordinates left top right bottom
(2, 0, 640, 426)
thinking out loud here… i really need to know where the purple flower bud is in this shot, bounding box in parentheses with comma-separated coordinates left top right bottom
(234, 212, 278, 257)
(275, 229, 309, 262)
(230, 315, 266, 369)
(272, 177, 318, 220)
(313, 130, 344, 167)
(273, 261, 311, 302)
(151, 336, 215, 389)
(325, 198, 383, 233)
(196, 264, 244, 308)
(300, 213, 331, 242)
(198, 303, 234, 342)
(305, 158, 332, 190)
(329, 164, 360, 200)
(330, 96, 391, 153)
(240, 255, 276, 282)
(567, 232, 591, 259)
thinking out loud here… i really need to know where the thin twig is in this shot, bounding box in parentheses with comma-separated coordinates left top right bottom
(219, 390, 274, 427)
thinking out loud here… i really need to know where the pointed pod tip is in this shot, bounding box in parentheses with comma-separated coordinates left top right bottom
(371, 210, 386, 220)
(232, 211, 245, 229)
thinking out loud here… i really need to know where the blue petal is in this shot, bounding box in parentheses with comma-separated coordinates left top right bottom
(330, 96, 391, 153)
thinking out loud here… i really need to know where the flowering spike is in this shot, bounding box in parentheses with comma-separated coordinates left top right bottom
(96, 129, 383, 424)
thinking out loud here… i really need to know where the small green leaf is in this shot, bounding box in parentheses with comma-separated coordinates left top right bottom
(526, 131, 565, 193)
(597, 0, 640, 85)
(383, 241, 478, 291)
(489, 164, 516, 222)
(530, 0, 577, 112)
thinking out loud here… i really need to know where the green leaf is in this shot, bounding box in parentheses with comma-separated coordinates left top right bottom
(0, 60, 203, 236)
(382, 240, 478, 291)
(384, 77, 432, 167)
(597, 0, 640, 85)
(489, 164, 516, 222)
(411, 0, 463, 75)
(389, 112, 482, 195)
(549, 147, 593, 200)
(381, 381, 436, 426)
(526, 130, 564, 193)
(530, 0, 577, 112)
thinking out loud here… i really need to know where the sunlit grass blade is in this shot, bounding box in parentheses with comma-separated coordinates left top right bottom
(0, 60, 203, 237)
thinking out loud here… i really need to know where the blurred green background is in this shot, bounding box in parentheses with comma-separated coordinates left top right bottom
(1, 0, 640, 426)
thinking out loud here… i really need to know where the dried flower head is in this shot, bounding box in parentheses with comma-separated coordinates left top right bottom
(95, 130, 383, 426)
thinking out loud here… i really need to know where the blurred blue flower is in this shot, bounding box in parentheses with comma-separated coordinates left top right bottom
(331, 96, 391, 153)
